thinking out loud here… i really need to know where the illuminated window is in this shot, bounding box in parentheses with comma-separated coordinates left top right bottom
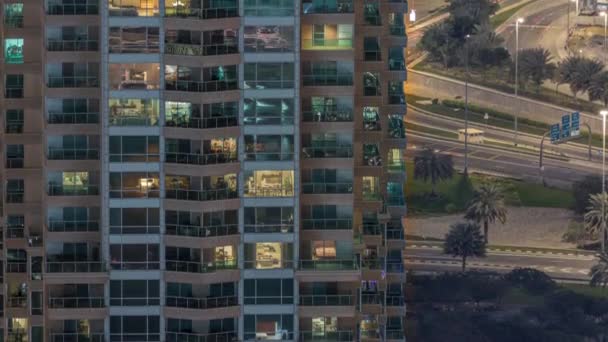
(312, 241, 337, 260)
(255, 243, 282, 269)
(4, 3, 24, 28)
(244, 170, 294, 197)
(4, 38, 24, 64)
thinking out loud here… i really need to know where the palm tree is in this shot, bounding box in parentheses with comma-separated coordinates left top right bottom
(589, 252, 608, 288)
(465, 183, 507, 243)
(518, 48, 556, 93)
(583, 192, 608, 240)
(443, 221, 486, 272)
(570, 57, 605, 101)
(413, 149, 454, 197)
(555, 55, 584, 97)
(588, 71, 608, 106)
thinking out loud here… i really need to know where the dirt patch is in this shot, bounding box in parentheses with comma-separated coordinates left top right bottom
(405, 207, 576, 249)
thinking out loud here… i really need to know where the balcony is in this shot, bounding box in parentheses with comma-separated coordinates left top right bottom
(301, 218, 351, 230)
(48, 149, 99, 160)
(47, 40, 98, 52)
(6, 262, 27, 273)
(165, 331, 237, 342)
(48, 220, 99, 232)
(302, 0, 353, 13)
(166, 260, 237, 274)
(300, 331, 354, 341)
(47, 76, 99, 88)
(165, 5, 238, 19)
(165, 224, 238, 238)
(48, 112, 99, 124)
(299, 259, 358, 271)
(165, 152, 237, 166)
(46, 261, 105, 273)
(47, 185, 99, 196)
(48, 297, 104, 308)
(302, 145, 353, 159)
(166, 295, 237, 310)
(8, 329, 27, 342)
(7, 296, 27, 308)
(165, 188, 238, 202)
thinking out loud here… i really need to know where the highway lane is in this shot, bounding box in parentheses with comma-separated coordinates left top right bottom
(407, 133, 597, 187)
(405, 244, 595, 281)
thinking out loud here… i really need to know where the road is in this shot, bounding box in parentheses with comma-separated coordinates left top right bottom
(406, 243, 595, 281)
(407, 105, 598, 163)
(501, 0, 568, 58)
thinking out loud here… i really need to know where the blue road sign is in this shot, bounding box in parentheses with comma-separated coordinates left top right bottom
(571, 112, 580, 136)
(550, 123, 560, 143)
(562, 114, 570, 138)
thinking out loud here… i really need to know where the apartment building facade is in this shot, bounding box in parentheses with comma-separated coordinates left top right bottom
(0, 0, 407, 341)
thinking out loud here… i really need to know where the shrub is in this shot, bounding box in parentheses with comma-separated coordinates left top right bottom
(503, 268, 556, 294)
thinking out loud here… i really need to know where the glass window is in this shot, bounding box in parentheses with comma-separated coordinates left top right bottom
(243, 98, 294, 125)
(5, 74, 24, 98)
(302, 24, 352, 50)
(110, 244, 160, 270)
(109, 172, 160, 199)
(109, 27, 159, 53)
(244, 63, 294, 89)
(109, 63, 160, 90)
(5, 109, 24, 133)
(363, 72, 380, 96)
(108, 0, 159, 17)
(109, 99, 159, 126)
(244, 0, 293, 16)
(109, 136, 159, 162)
(4, 3, 24, 28)
(244, 26, 294, 52)
(244, 170, 295, 197)
(4, 38, 24, 64)
(47, 98, 100, 124)
(6, 179, 24, 203)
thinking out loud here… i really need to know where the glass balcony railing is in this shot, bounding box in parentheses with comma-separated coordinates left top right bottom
(244, 223, 294, 233)
(165, 224, 238, 238)
(165, 152, 237, 166)
(245, 152, 294, 162)
(302, 39, 353, 50)
(302, 74, 353, 86)
(47, 148, 99, 160)
(47, 40, 98, 52)
(361, 224, 382, 236)
(165, 188, 238, 202)
(165, 42, 238, 56)
(164, 6, 238, 19)
(300, 331, 354, 342)
(301, 218, 352, 230)
(386, 295, 405, 306)
(299, 259, 359, 271)
(109, 225, 160, 235)
(46, 3, 99, 15)
(385, 329, 405, 339)
(361, 293, 383, 305)
(110, 261, 160, 271)
(7, 296, 27, 308)
(299, 294, 353, 306)
(302, 0, 353, 13)
(7, 261, 27, 273)
(47, 185, 99, 196)
(48, 112, 99, 124)
(48, 220, 99, 232)
(47, 76, 99, 88)
(165, 260, 237, 273)
(46, 261, 105, 273)
(302, 146, 353, 159)
(302, 183, 352, 194)
(302, 107, 353, 122)
(50, 333, 104, 342)
(166, 115, 237, 129)
(165, 80, 238, 93)
(388, 160, 406, 173)
(362, 192, 382, 201)
(165, 331, 237, 342)
(48, 297, 104, 308)
(166, 295, 238, 310)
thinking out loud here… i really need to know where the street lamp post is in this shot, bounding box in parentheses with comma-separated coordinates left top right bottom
(601, 12, 607, 63)
(514, 18, 524, 146)
(464, 34, 471, 176)
(601, 110, 608, 253)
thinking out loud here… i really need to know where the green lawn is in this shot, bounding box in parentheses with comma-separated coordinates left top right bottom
(491, 1, 535, 29)
(562, 284, 608, 298)
(406, 161, 575, 215)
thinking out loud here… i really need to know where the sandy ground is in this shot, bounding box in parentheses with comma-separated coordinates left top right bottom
(405, 207, 576, 249)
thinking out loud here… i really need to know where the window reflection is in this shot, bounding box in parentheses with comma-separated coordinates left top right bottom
(244, 26, 294, 52)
